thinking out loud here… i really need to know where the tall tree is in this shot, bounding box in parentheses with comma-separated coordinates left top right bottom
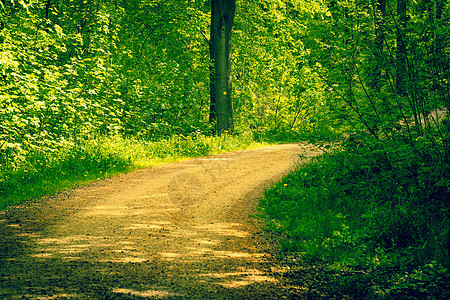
(371, 0, 386, 91)
(210, 0, 236, 134)
(396, 0, 409, 95)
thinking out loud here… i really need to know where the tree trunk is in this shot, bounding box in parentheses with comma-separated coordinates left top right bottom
(209, 33, 216, 123)
(210, 0, 235, 135)
(371, 0, 386, 91)
(396, 0, 408, 95)
(45, 0, 51, 20)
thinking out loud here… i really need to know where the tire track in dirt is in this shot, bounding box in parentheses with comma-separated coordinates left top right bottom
(0, 143, 322, 299)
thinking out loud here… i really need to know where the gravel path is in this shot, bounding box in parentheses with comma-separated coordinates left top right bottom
(0, 143, 321, 299)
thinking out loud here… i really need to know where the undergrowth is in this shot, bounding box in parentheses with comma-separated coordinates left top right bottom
(0, 132, 264, 210)
(259, 117, 450, 298)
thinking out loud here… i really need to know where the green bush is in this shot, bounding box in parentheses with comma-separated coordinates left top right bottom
(259, 124, 450, 297)
(0, 137, 133, 209)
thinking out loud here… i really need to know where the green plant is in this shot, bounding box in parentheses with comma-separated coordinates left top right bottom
(259, 120, 449, 297)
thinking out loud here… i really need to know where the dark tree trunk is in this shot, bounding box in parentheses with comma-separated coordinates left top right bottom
(396, 0, 408, 95)
(45, 0, 51, 20)
(210, 0, 235, 134)
(371, 0, 386, 91)
(209, 31, 216, 123)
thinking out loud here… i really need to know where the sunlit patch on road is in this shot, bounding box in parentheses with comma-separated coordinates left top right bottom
(113, 288, 177, 298)
(158, 252, 182, 260)
(200, 268, 278, 288)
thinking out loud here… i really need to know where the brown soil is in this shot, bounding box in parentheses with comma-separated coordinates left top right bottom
(0, 143, 323, 299)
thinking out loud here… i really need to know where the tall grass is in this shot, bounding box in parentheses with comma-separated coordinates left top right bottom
(0, 132, 264, 210)
(259, 119, 450, 298)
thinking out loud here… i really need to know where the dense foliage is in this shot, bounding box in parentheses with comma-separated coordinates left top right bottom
(261, 127, 449, 297)
(1, 0, 449, 297)
(0, 0, 210, 166)
(257, 0, 449, 297)
(0, 0, 321, 204)
(0, 0, 326, 170)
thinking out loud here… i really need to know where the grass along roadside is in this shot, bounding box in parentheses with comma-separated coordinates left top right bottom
(259, 122, 450, 298)
(0, 132, 267, 210)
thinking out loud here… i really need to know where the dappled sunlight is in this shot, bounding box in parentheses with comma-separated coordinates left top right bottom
(31, 253, 53, 258)
(200, 268, 278, 289)
(82, 206, 131, 216)
(17, 232, 41, 238)
(118, 240, 135, 245)
(101, 257, 150, 263)
(37, 235, 106, 245)
(32, 215, 269, 265)
(0, 144, 307, 298)
(218, 276, 277, 289)
(212, 250, 264, 259)
(113, 288, 176, 298)
(32, 218, 273, 285)
(35, 235, 113, 260)
(28, 193, 281, 297)
(35, 294, 79, 299)
(193, 222, 251, 238)
(159, 252, 183, 260)
(124, 223, 165, 230)
(0, 214, 8, 226)
(192, 238, 218, 245)
(5, 224, 21, 228)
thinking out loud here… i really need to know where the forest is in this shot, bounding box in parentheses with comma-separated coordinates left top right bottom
(1, 0, 449, 297)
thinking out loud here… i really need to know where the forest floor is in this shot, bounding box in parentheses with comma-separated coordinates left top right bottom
(0, 143, 326, 299)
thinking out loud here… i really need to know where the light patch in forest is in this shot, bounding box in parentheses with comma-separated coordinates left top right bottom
(113, 288, 176, 298)
(159, 252, 182, 260)
(124, 223, 164, 230)
(6, 224, 21, 228)
(194, 222, 250, 238)
(82, 206, 130, 216)
(34, 294, 79, 299)
(217, 275, 277, 288)
(200, 268, 278, 288)
(213, 251, 256, 259)
(192, 238, 218, 245)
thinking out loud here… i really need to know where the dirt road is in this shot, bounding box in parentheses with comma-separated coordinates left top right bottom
(0, 143, 322, 299)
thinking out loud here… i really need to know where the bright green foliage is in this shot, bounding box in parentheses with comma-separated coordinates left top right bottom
(1, 0, 124, 169)
(233, 0, 326, 137)
(0, 0, 214, 169)
(302, 0, 450, 136)
(258, 0, 449, 296)
(0, 0, 326, 171)
(260, 120, 449, 296)
(114, 0, 212, 137)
